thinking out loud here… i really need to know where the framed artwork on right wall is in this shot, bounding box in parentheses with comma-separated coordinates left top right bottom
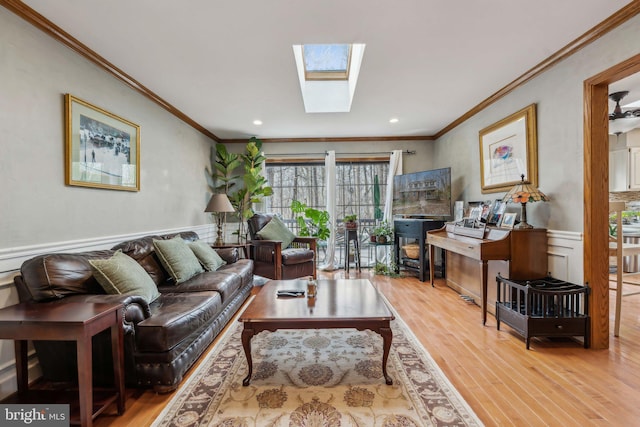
(479, 104, 538, 193)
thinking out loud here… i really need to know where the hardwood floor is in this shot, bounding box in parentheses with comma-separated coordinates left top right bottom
(94, 271, 640, 426)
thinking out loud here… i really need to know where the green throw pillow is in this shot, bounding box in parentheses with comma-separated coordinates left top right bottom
(153, 236, 204, 283)
(256, 215, 296, 248)
(89, 250, 161, 303)
(189, 240, 227, 271)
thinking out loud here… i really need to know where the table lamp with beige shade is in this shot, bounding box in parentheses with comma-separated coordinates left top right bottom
(205, 193, 235, 245)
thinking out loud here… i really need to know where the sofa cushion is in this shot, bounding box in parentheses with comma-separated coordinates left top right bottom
(89, 250, 161, 304)
(153, 236, 204, 284)
(157, 270, 238, 301)
(219, 259, 254, 287)
(189, 240, 226, 271)
(256, 215, 295, 248)
(281, 247, 315, 265)
(135, 292, 222, 352)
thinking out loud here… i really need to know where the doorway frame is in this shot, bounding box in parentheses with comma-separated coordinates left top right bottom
(584, 52, 640, 349)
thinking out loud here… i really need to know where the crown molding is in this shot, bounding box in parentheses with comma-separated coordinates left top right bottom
(2, 0, 638, 143)
(220, 135, 435, 144)
(0, 0, 222, 143)
(433, 1, 640, 139)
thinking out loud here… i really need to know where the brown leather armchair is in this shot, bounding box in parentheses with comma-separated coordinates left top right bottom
(247, 213, 317, 280)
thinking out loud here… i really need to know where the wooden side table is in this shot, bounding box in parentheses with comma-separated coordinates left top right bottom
(0, 302, 125, 427)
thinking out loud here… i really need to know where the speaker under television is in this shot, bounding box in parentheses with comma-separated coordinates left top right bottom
(392, 167, 452, 219)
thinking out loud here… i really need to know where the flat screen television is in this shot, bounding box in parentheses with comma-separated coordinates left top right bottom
(392, 167, 452, 218)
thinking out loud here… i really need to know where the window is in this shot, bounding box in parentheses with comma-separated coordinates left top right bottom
(302, 44, 351, 81)
(265, 161, 389, 228)
(292, 43, 366, 113)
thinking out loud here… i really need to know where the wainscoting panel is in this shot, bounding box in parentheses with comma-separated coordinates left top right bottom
(0, 224, 215, 399)
(547, 229, 584, 284)
(0, 226, 584, 400)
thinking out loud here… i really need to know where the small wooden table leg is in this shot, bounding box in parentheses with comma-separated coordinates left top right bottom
(77, 335, 93, 427)
(379, 325, 393, 385)
(429, 245, 436, 287)
(241, 326, 255, 386)
(14, 340, 29, 393)
(481, 260, 488, 325)
(111, 310, 125, 414)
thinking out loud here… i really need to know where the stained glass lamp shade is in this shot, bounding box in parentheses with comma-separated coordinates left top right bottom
(502, 175, 549, 229)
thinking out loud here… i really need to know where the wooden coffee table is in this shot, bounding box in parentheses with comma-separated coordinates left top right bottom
(239, 278, 395, 386)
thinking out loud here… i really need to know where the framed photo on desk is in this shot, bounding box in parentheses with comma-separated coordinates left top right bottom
(500, 212, 517, 229)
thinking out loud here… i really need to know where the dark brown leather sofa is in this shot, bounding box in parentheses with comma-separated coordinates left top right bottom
(13, 231, 253, 392)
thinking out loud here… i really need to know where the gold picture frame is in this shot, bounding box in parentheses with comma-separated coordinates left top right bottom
(479, 104, 537, 193)
(65, 94, 140, 191)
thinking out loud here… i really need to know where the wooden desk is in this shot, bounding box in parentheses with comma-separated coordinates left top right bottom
(0, 302, 125, 427)
(427, 224, 547, 325)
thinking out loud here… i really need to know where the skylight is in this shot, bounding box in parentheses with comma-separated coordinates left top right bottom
(303, 44, 351, 80)
(292, 43, 365, 113)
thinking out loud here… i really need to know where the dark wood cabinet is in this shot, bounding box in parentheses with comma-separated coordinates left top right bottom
(393, 219, 445, 282)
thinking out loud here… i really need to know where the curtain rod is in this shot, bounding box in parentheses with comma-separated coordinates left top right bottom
(271, 150, 416, 157)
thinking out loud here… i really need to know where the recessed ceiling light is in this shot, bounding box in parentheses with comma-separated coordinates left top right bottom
(253, 120, 263, 126)
(389, 118, 399, 123)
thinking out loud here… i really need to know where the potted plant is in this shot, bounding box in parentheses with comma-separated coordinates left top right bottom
(372, 221, 393, 244)
(208, 137, 273, 243)
(291, 200, 330, 240)
(374, 261, 400, 277)
(343, 214, 358, 229)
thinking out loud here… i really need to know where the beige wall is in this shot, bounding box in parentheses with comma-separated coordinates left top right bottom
(432, 14, 640, 233)
(0, 8, 215, 250)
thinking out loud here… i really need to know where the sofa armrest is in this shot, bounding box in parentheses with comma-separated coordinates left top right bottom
(292, 237, 317, 252)
(60, 294, 151, 330)
(249, 239, 283, 261)
(215, 247, 239, 264)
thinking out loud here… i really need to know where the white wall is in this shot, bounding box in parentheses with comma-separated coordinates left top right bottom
(432, 14, 640, 233)
(0, 8, 215, 251)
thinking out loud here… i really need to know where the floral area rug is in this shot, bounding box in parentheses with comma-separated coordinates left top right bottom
(152, 304, 483, 426)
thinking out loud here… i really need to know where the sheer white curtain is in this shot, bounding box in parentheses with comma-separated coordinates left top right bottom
(383, 150, 403, 222)
(320, 150, 338, 270)
(377, 150, 403, 263)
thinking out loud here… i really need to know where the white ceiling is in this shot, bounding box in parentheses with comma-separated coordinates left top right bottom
(20, 0, 634, 140)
